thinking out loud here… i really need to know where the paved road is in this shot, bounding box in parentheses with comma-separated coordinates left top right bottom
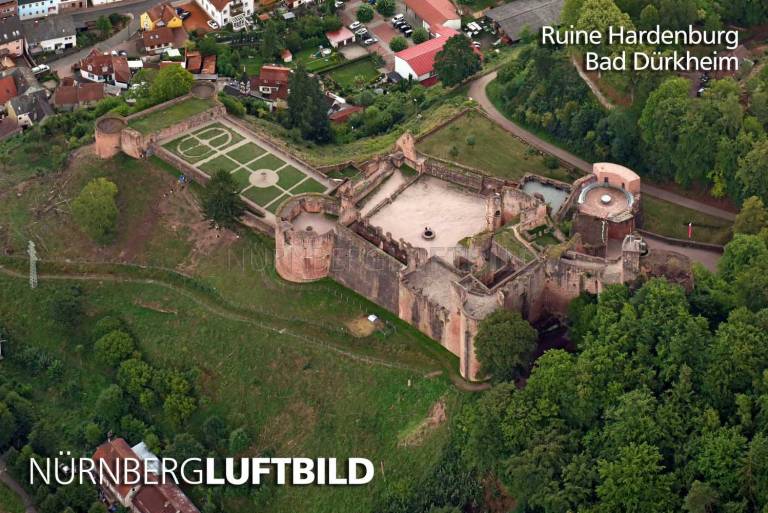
(50, 14, 139, 78)
(645, 237, 719, 272)
(468, 71, 736, 221)
(0, 456, 37, 513)
(71, 0, 163, 24)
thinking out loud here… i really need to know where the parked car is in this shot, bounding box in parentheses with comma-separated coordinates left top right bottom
(355, 27, 368, 36)
(392, 14, 404, 22)
(31, 64, 50, 75)
(349, 21, 361, 30)
(118, 50, 128, 56)
(472, 40, 481, 48)
(363, 37, 377, 45)
(334, 0, 343, 7)
(399, 24, 411, 32)
(176, 8, 191, 19)
(393, 19, 406, 27)
(207, 20, 219, 29)
(403, 28, 413, 37)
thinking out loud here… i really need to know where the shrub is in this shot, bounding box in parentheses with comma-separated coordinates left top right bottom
(94, 330, 135, 368)
(543, 155, 560, 169)
(466, 134, 476, 146)
(389, 36, 408, 52)
(412, 27, 429, 44)
(375, 0, 395, 16)
(356, 3, 374, 22)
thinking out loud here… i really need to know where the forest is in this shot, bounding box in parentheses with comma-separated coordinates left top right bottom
(460, 218, 768, 512)
(492, 0, 768, 205)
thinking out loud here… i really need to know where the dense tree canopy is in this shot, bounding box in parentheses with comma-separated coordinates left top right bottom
(286, 66, 332, 143)
(434, 35, 480, 87)
(474, 310, 537, 382)
(149, 66, 194, 103)
(71, 178, 118, 243)
(201, 170, 246, 228)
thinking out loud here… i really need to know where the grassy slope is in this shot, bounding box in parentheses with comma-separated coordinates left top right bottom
(327, 58, 380, 89)
(128, 97, 215, 135)
(0, 152, 464, 513)
(642, 196, 733, 245)
(417, 110, 572, 182)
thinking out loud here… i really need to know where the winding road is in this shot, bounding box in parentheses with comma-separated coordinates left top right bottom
(468, 71, 736, 222)
(0, 456, 37, 513)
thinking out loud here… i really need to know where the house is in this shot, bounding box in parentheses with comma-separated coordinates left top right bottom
(22, 14, 76, 54)
(0, 116, 20, 140)
(140, 2, 183, 31)
(485, 0, 564, 43)
(142, 26, 175, 54)
(17, 0, 58, 20)
(193, 0, 253, 28)
(6, 89, 52, 126)
(79, 49, 131, 88)
(0, 74, 17, 110)
(92, 438, 200, 513)
(394, 31, 454, 82)
(325, 26, 355, 48)
(284, 0, 312, 9)
(249, 65, 290, 107)
(0, 0, 17, 18)
(52, 79, 105, 110)
(186, 50, 216, 78)
(0, 16, 23, 58)
(403, 0, 460, 34)
(58, 0, 83, 11)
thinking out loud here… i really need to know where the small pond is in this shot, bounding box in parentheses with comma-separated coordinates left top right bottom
(522, 180, 570, 213)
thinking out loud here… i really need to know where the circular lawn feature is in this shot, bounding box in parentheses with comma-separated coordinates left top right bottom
(249, 169, 279, 188)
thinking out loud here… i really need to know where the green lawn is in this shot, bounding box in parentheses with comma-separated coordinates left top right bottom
(200, 154, 241, 174)
(417, 110, 572, 182)
(267, 193, 289, 213)
(227, 142, 266, 164)
(642, 196, 733, 245)
(495, 227, 535, 262)
(0, 482, 24, 513)
(277, 166, 306, 190)
(250, 153, 286, 171)
(243, 184, 283, 206)
(326, 58, 380, 89)
(231, 169, 252, 191)
(128, 98, 215, 135)
(291, 178, 327, 194)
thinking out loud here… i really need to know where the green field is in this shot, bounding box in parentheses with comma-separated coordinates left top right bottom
(417, 110, 572, 182)
(326, 58, 380, 89)
(128, 97, 216, 135)
(642, 196, 733, 245)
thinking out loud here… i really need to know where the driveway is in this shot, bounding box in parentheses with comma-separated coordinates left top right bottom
(468, 71, 736, 221)
(341, 0, 395, 70)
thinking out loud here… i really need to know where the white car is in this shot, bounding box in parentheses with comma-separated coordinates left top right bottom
(334, 0, 343, 7)
(392, 14, 404, 22)
(355, 27, 368, 36)
(349, 21, 361, 30)
(363, 37, 377, 45)
(207, 20, 219, 29)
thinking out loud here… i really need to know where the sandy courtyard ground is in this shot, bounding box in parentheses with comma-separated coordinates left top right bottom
(368, 176, 488, 249)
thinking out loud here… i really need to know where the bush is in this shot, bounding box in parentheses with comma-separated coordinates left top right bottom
(357, 3, 374, 22)
(412, 27, 429, 44)
(389, 36, 408, 52)
(466, 134, 476, 146)
(375, 0, 395, 16)
(94, 330, 136, 368)
(218, 92, 246, 117)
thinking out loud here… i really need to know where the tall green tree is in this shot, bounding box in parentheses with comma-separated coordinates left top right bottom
(474, 310, 536, 382)
(286, 66, 332, 143)
(434, 35, 480, 87)
(72, 177, 118, 243)
(149, 66, 194, 102)
(201, 170, 245, 228)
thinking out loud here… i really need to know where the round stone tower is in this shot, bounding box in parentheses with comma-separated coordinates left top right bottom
(275, 194, 339, 283)
(94, 116, 127, 159)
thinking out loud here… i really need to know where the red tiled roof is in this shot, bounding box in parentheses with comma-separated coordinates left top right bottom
(92, 438, 141, 500)
(146, 3, 178, 24)
(0, 116, 18, 139)
(201, 54, 216, 74)
(142, 26, 175, 48)
(405, 0, 458, 28)
(259, 65, 290, 83)
(80, 49, 131, 84)
(325, 26, 354, 44)
(395, 34, 452, 76)
(208, 0, 230, 13)
(329, 105, 363, 122)
(186, 50, 202, 73)
(112, 55, 131, 84)
(132, 481, 200, 513)
(0, 74, 17, 104)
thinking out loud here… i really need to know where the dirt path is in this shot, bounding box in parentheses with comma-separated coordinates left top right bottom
(571, 56, 615, 110)
(0, 262, 487, 392)
(0, 455, 37, 513)
(468, 72, 737, 222)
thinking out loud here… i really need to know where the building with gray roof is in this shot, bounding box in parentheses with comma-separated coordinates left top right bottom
(486, 0, 564, 42)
